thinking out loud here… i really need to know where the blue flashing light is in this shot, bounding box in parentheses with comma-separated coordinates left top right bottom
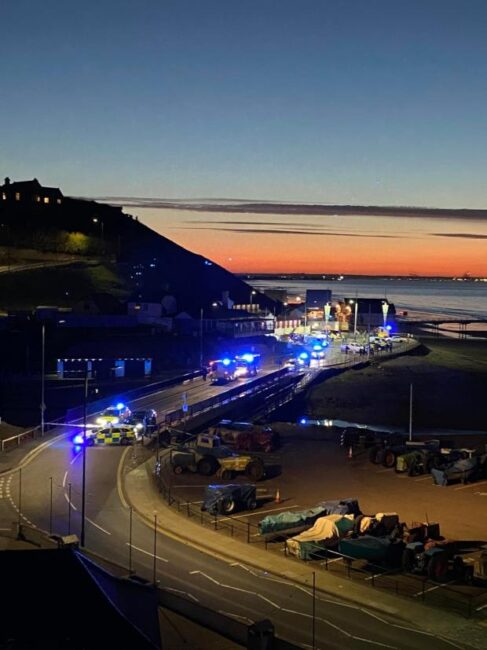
(116, 402, 125, 410)
(313, 344, 322, 351)
(299, 352, 309, 360)
(386, 325, 392, 331)
(300, 418, 307, 425)
(73, 434, 84, 445)
(222, 358, 231, 366)
(241, 353, 254, 363)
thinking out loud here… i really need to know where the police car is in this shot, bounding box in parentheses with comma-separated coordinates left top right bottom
(95, 403, 131, 426)
(85, 425, 140, 447)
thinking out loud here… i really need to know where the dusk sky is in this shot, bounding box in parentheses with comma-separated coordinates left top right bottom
(2, 0, 487, 275)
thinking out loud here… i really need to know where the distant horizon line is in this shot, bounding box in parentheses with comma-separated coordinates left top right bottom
(236, 273, 487, 280)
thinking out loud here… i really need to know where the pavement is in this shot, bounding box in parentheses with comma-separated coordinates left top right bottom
(122, 452, 487, 650)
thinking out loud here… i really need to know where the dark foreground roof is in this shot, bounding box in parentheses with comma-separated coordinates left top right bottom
(0, 548, 160, 649)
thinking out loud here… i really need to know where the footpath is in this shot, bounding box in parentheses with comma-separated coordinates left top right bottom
(122, 453, 487, 650)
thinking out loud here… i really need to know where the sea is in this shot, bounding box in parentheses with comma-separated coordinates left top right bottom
(249, 277, 487, 335)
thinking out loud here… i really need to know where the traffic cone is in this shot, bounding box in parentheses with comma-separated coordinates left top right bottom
(348, 446, 353, 460)
(275, 488, 281, 504)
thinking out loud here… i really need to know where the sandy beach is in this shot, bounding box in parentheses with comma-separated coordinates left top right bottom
(307, 337, 487, 432)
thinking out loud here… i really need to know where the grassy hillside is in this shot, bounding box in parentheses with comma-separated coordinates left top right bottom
(0, 260, 130, 310)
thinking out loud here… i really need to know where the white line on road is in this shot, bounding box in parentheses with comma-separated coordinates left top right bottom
(414, 476, 431, 482)
(64, 492, 78, 510)
(62, 471, 68, 488)
(126, 542, 168, 562)
(218, 610, 254, 625)
(476, 602, 487, 611)
(413, 580, 455, 598)
(165, 587, 199, 602)
(70, 452, 81, 465)
(86, 518, 111, 535)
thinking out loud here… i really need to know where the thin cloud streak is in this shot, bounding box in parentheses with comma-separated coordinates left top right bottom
(96, 196, 487, 221)
(431, 233, 487, 239)
(178, 226, 400, 238)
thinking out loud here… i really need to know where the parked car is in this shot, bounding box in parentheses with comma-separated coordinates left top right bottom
(124, 409, 157, 433)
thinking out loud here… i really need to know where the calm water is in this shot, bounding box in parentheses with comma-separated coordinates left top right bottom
(250, 277, 487, 321)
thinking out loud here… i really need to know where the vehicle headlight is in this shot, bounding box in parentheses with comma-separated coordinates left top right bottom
(96, 417, 103, 424)
(112, 417, 119, 424)
(135, 423, 143, 431)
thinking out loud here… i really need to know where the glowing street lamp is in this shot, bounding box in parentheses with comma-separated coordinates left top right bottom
(382, 301, 389, 329)
(324, 302, 331, 330)
(348, 300, 358, 336)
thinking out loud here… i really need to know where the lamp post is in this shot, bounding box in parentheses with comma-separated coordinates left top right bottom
(81, 367, 88, 547)
(199, 307, 204, 368)
(250, 290, 257, 311)
(92, 217, 104, 241)
(382, 300, 389, 329)
(40, 323, 46, 435)
(349, 300, 358, 337)
(324, 302, 331, 337)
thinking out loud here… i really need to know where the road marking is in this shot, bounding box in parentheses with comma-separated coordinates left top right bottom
(62, 471, 68, 488)
(86, 518, 111, 535)
(165, 587, 199, 602)
(365, 572, 384, 581)
(70, 452, 81, 465)
(218, 610, 254, 625)
(476, 602, 487, 611)
(413, 580, 455, 597)
(218, 504, 299, 522)
(64, 491, 77, 510)
(414, 476, 431, 482)
(454, 480, 487, 491)
(474, 492, 487, 496)
(126, 542, 168, 562)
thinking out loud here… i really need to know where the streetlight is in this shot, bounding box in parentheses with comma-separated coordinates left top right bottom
(250, 290, 257, 310)
(92, 217, 104, 241)
(382, 300, 389, 330)
(348, 300, 358, 337)
(199, 307, 204, 368)
(40, 323, 46, 435)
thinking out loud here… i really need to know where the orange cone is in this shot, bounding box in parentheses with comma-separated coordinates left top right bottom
(348, 446, 353, 460)
(275, 488, 281, 504)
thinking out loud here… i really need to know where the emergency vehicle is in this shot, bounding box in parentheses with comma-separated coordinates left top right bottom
(96, 403, 131, 426)
(85, 425, 140, 446)
(209, 358, 237, 383)
(234, 353, 260, 378)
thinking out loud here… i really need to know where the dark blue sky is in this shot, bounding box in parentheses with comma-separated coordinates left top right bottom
(2, 0, 487, 206)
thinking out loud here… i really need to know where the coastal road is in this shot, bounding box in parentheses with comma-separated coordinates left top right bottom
(0, 372, 468, 650)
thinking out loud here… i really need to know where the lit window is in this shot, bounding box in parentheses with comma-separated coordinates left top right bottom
(57, 198, 62, 204)
(43, 197, 50, 204)
(35, 195, 41, 202)
(15, 192, 20, 201)
(1, 193, 6, 200)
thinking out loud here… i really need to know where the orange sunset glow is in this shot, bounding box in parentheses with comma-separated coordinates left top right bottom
(130, 207, 487, 277)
